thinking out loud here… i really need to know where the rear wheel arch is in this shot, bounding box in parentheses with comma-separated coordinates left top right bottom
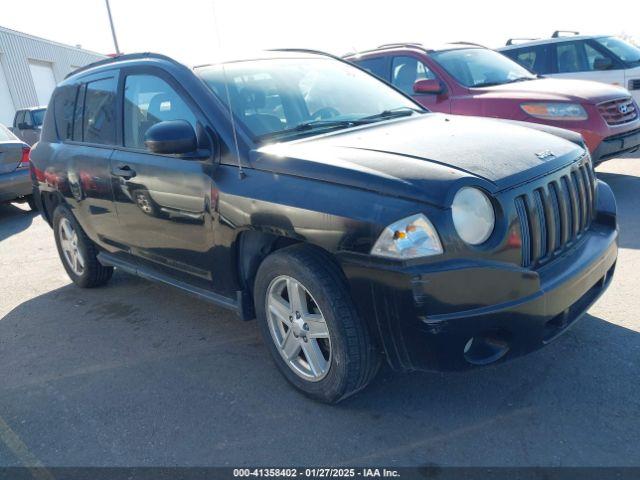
(39, 190, 65, 226)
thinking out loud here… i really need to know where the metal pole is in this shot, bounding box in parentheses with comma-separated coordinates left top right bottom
(104, 0, 121, 55)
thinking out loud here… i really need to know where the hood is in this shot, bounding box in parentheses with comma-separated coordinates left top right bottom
(475, 78, 631, 104)
(250, 114, 584, 206)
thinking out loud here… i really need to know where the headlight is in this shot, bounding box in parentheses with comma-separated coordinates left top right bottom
(371, 214, 443, 259)
(452, 187, 495, 245)
(520, 102, 588, 121)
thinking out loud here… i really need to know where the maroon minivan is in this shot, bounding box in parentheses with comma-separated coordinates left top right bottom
(346, 43, 640, 164)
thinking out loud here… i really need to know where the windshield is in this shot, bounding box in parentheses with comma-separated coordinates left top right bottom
(431, 48, 537, 88)
(31, 108, 46, 126)
(594, 36, 640, 65)
(196, 57, 422, 142)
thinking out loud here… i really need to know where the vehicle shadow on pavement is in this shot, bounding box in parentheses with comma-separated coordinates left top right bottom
(597, 171, 640, 250)
(0, 271, 638, 466)
(0, 203, 35, 242)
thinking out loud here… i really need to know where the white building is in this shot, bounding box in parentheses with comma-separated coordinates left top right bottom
(0, 25, 106, 126)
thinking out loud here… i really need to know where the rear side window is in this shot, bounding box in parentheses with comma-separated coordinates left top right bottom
(83, 77, 117, 145)
(555, 42, 587, 73)
(355, 57, 389, 81)
(503, 46, 550, 75)
(73, 84, 86, 141)
(53, 85, 78, 140)
(509, 48, 536, 70)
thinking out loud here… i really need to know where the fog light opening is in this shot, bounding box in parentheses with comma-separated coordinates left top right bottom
(463, 331, 510, 366)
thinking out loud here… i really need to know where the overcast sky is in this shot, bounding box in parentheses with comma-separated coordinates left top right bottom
(1, 0, 639, 65)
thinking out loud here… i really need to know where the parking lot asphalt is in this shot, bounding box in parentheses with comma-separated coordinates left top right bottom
(0, 155, 639, 468)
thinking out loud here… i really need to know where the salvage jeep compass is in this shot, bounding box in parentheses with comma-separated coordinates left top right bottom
(30, 51, 618, 403)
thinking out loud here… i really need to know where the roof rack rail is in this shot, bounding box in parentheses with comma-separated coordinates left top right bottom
(449, 41, 487, 48)
(505, 37, 539, 46)
(268, 48, 342, 61)
(551, 30, 580, 38)
(377, 42, 424, 49)
(65, 52, 177, 79)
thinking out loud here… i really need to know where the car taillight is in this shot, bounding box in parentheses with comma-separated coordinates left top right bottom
(19, 146, 30, 168)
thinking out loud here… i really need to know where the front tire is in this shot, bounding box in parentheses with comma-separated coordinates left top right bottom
(53, 205, 113, 288)
(254, 245, 380, 403)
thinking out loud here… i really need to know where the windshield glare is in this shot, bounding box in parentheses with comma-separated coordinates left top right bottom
(595, 36, 640, 64)
(432, 48, 536, 88)
(196, 58, 420, 141)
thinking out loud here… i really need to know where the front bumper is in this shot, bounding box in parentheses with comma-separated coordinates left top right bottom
(591, 127, 640, 164)
(341, 197, 618, 373)
(0, 168, 31, 202)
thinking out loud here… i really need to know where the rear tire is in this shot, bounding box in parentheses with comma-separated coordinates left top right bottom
(53, 205, 113, 288)
(254, 245, 380, 403)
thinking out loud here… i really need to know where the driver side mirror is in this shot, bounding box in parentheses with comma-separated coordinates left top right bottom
(413, 79, 444, 94)
(593, 57, 613, 71)
(144, 120, 200, 156)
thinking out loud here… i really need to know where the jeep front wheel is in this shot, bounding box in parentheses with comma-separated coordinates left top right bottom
(254, 245, 380, 403)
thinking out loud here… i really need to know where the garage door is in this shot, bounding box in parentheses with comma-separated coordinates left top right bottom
(28, 59, 57, 106)
(0, 59, 15, 127)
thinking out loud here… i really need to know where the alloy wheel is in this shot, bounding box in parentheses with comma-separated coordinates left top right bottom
(59, 217, 85, 276)
(265, 275, 332, 381)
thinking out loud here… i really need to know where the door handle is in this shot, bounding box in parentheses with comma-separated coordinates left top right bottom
(112, 164, 136, 179)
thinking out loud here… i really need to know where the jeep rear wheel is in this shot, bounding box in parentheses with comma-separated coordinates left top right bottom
(254, 245, 380, 403)
(53, 205, 113, 288)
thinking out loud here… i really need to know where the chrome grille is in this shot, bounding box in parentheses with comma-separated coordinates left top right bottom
(598, 97, 638, 126)
(516, 158, 597, 268)
(629, 79, 640, 91)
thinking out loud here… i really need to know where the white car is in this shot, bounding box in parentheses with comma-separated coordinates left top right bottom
(498, 33, 640, 104)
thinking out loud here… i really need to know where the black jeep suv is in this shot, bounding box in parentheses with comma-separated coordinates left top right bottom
(30, 51, 618, 403)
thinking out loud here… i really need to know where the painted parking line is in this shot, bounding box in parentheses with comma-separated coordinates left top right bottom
(0, 415, 54, 480)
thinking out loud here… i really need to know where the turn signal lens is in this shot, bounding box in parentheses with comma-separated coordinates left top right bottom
(371, 214, 443, 259)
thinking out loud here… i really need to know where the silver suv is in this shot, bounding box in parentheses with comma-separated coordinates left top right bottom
(498, 32, 640, 104)
(9, 107, 47, 146)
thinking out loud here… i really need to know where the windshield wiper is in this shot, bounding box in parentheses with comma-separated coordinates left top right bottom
(506, 76, 536, 83)
(257, 120, 360, 141)
(357, 107, 421, 122)
(473, 77, 535, 88)
(257, 107, 422, 142)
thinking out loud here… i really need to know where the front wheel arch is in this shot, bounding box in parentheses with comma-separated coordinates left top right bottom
(253, 243, 381, 402)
